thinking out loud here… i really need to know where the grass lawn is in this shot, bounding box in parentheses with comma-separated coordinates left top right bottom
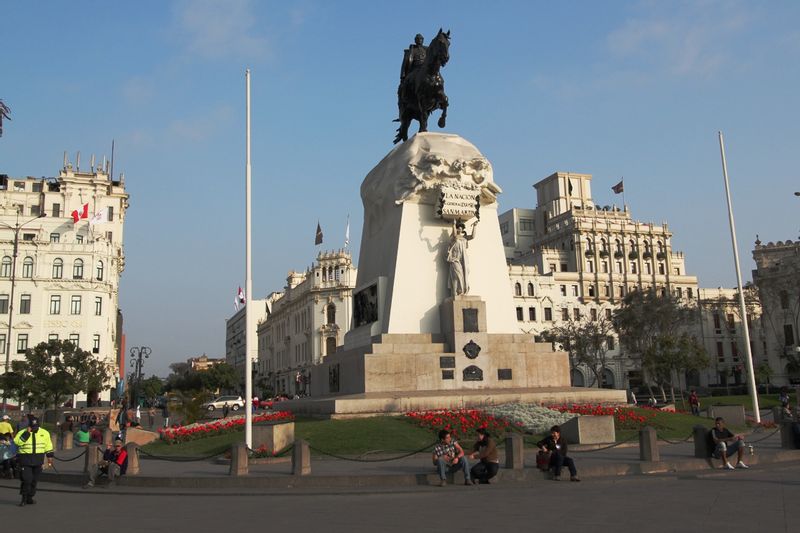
(141, 416, 438, 457)
(702, 393, 795, 410)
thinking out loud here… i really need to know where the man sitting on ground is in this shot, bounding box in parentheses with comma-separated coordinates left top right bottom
(84, 439, 128, 488)
(711, 417, 748, 470)
(537, 425, 580, 482)
(468, 428, 499, 484)
(431, 429, 471, 486)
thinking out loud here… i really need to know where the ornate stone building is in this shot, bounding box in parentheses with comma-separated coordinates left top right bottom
(500, 171, 700, 390)
(0, 158, 128, 405)
(752, 238, 800, 385)
(255, 250, 356, 396)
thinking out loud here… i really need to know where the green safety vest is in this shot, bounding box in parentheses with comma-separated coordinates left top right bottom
(14, 427, 54, 456)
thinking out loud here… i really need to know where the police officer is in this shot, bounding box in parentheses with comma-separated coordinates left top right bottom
(13, 415, 54, 506)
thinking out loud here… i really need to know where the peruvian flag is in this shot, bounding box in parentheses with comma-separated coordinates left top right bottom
(234, 286, 246, 311)
(71, 203, 89, 223)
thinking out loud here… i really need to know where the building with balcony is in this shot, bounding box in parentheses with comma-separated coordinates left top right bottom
(0, 156, 128, 405)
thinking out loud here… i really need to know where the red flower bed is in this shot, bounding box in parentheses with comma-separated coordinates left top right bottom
(158, 411, 294, 445)
(405, 409, 512, 439)
(548, 403, 655, 430)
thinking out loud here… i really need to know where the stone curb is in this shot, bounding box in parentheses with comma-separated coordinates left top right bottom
(3, 449, 797, 494)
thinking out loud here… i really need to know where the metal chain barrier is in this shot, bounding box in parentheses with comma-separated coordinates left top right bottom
(571, 433, 639, 453)
(745, 426, 781, 444)
(656, 432, 694, 445)
(307, 441, 437, 462)
(137, 444, 231, 462)
(245, 443, 294, 458)
(53, 448, 87, 462)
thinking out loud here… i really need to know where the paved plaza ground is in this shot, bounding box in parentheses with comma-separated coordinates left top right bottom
(2, 461, 798, 532)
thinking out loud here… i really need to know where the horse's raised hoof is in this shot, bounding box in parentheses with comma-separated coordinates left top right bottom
(438, 117, 446, 128)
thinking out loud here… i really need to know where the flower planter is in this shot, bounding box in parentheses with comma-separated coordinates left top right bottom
(253, 420, 295, 454)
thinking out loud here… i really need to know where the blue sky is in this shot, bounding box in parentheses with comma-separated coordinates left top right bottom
(1, 1, 798, 376)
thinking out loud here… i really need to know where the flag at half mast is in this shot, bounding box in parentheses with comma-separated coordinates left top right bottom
(315, 221, 323, 245)
(612, 179, 624, 194)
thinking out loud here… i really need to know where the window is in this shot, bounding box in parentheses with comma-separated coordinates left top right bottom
(573, 308, 580, 321)
(590, 308, 598, 321)
(560, 263, 568, 272)
(95, 296, 102, 316)
(645, 262, 652, 274)
(53, 258, 63, 278)
(602, 261, 608, 273)
(0, 257, 10, 277)
(549, 264, 556, 273)
(658, 263, 665, 275)
(105, 231, 113, 241)
(731, 342, 739, 362)
(588, 285, 596, 297)
(726, 313, 736, 333)
(69, 334, 80, 347)
(780, 291, 789, 309)
(500, 221, 509, 235)
(687, 288, 693, 299)
(31, 205, 41, 216)
(616, 261, 622, 273)
(76, 235, 83, 244)
(607, 336, 615, 350)
(514, 283, 522, 296)
(519, 218, 534, 231)
(561, 308, 569, 321)
(716, 341, 725, 362)
(572, 285, 579, 296)
(0, 334, 5, 354)
(587, 260, 594, 273)
(50, 295, 61, 314)
(22, 233, 34, 242)
(528, 307, 536, 321)
(17, 334, 28, 354)
(516, 307, 524, 321)
(107, 206, 114, 221)
(52, 203, 60, 217)
(20, 257, 33, 278)
(605, 309, 612, 319)
(0, 295, 7, 314)
(14, 182, 25, 191)
(604, 285, 610, 297)
(50, 233, 60, 243)
(674, 267, 681, 275)
(48, 334, 58, 341)
(96, 260, 104, 281)
(19, 294, 31, 314)
(619, 286, 625, 297)
(784, 324, 795, 346)
(676, 287, 683, 298)
(527, 283, 534, 296)
(327, 304, 336, 324)
(70, 295, 81, 315)
(544, 307, 553, 321)
(560, 285, 567, 296)
(73, 258, 84, 279)
(93, 334, 101, 354)
(713, 313, 721, 333)
(630, 262, 637, 274)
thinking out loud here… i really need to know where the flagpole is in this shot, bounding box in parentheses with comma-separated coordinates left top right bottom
(244, 69, 254, 448)
(718, 131, 760, 423)
(621, 178, 626, 211)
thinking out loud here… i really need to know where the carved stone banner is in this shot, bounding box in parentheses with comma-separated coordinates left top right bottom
(436, 186, 480, 221)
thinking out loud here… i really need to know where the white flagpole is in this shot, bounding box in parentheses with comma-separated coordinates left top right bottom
(245, 69, 254, 447)
(718, 131, 760, 423)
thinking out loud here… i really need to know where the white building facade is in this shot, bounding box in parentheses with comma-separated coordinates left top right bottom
(0, 160, 128, 405)
(256, 250, 356, 396)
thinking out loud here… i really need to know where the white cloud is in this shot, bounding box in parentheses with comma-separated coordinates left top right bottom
(173, 0, 270, 61)
(168, 104, 234, 142)
(121, 77, 155, 105)
(605, 1, 753, 79)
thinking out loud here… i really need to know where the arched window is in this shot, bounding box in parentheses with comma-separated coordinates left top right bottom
(325, 337, 337, 356)
(96, 260, 104, 281)
(21, 257, 34, 278)
(600, 238, 608, 252)
(52, 258, 63, 279)
(514, 282, 522, 296)
(73, 258, 84, 279)
(0, 256, 10, 277)
(326, 304, 336, 325)
(570, 368, 585, 387)
(643, 241, 651, 254)
(657, 241, 664, 253)
(527, 283, 534, 296)
(629, 239, 636, 250)
(615, 239, 622, 253)
(602, 368, 615, 389)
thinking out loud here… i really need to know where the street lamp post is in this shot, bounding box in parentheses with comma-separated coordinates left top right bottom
(1, 211, 46, 414)
(129, 346, 151, 407)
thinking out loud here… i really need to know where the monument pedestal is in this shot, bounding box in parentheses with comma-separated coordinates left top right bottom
(302, 132, 627, 416)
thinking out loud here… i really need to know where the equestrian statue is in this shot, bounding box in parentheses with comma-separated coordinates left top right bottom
(393, 29, 450, 144)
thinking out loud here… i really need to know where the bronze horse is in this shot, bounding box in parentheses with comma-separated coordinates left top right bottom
(394, 29, 450, 144)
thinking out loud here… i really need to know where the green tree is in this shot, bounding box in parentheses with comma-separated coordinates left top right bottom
(9, 340, 114, 417)
(167, 389, 211, 425)
(140, 375, 165, 404)
(200, 363, 238, 393)
(755, 361, 774, 394)
(614, 289, 703, 400)
(644, 334, 710, 405)
(544, 318, 616, 388)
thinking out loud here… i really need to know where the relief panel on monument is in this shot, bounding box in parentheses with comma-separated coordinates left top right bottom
(497, 369, 513, 380)
(352, 284, 378, 328)
(462, 340, 481, 359)
(439, 356, 456, 368)
(462, 308, 479, 333)
(441, 370, 454, 380)
(463, 365, 483, 381)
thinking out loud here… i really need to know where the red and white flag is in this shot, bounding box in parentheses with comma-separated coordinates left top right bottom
(89, 209, 107, 225)
(71, 203, 89, 223)
(234, 286, 246, 311)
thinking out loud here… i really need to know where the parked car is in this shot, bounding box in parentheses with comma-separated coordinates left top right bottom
(202, 395, 245, 412)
